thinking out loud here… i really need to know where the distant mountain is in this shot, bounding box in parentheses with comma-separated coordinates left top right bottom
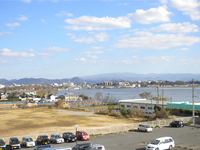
(81, 72, 200, 83)
(0, 73, 199, 85)
(0, 77, 85, 85)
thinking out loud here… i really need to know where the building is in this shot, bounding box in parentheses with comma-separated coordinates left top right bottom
(119, 99, 168, 114)
(167, 101, 200, 110)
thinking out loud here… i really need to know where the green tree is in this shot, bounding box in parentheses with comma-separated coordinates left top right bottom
(139, 92, 153, 100)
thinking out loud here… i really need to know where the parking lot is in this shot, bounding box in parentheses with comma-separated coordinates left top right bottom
(9, 125, 200, 150)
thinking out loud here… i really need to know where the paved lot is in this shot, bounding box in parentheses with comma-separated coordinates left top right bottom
(14, 125, 200, 150)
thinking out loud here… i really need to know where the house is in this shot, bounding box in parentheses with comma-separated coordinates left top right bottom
(119, 99, 168, 114)
(46, 94, 58, 102)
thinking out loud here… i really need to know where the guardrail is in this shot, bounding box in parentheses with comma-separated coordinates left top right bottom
(1, 116, 192, 143)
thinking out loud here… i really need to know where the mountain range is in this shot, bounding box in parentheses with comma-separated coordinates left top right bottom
(0, 73, 199, 85)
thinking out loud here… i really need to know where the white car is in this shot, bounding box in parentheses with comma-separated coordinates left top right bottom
(146, 137, 175, 150)
(50, 134, 64, 144)
(138, 124, 152, 132)
(21, 136, 35, 148)
(85, 144, 106, 150)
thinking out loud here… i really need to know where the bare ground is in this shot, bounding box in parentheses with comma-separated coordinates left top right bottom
(0, 107, 144, 138)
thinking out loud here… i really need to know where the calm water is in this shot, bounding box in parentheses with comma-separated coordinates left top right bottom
(58, 88, 200, 102)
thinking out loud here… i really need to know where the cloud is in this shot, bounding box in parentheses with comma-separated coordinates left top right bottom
(44, 47, 71, 52)
(16, 15, 28, 21)
(21, 0, 31, 3)
(0, 31, 12, 36)
(94, 51, 104, 54)
(180, 48, 188, 51)
(38, 53, 54, 57)
(128, 5, 172, 24)
(144, 56, 175, 64)
(87, 55, 98, 59)
(151, 22, 199, 32)
(91, 46, 104, 50)
(74, 32, 109, 44)
(65, 16, 131, 31)
(41, 19, 46, 23)
(170, 0, 200, 20)
(180, 58, 200, 63)
(26, 48, 34, 51)
(5, 23, 20, 27)
(0, 48, 35, 57)
(74, 58, 86, 62)
(114, 32, 200, 50)
(66, 33, 76, 39)
(80, 52, 92, 54)
(55, 11, 73, 17)
(74, 37, 96, 44)
(114, 59, 136, 64)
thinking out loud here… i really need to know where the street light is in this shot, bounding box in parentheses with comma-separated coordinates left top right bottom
(74, 124, 78, 150)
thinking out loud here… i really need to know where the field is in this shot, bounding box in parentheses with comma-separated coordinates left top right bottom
(0, 106, 145, 138)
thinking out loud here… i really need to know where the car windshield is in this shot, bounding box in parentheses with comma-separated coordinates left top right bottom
(11, 139, 20, 144)
(0, 140, 5, 146)
(150, 140, 160, 145)
(55, 135, 61, 138)
(82, 132, 88, 135)
(26, 138, 33, 142)
(67, 133, 74, 137)
(145, 125, 150, 128)
(42, 136, 48, 139)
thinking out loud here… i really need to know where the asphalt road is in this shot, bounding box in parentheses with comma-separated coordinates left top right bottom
(14, 125, 200, 150)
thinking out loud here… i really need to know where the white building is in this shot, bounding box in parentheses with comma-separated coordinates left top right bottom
(119, 99, 168, 114)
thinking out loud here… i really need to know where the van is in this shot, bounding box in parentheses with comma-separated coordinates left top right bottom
(146, 137, 175, 150)
(43, 146, 72, 150)
(138, 124, 153, 132)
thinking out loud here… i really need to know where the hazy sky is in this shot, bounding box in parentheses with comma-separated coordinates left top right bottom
(1, 0, 200, 80)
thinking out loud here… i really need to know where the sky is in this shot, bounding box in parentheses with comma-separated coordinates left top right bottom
(0, 0, 200, 80)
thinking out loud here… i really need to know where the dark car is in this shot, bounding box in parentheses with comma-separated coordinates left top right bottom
(170, 120, 184, 127)
(72, 143, 92, 150)
(0, 139, 6, 150)
(63, 132, 76, 143)
(9, 137, 21, 149)
(33, 144, 52, 150)
(36, 135, 50, 145)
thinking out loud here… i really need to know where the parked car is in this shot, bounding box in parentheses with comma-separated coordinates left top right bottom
(170, 120, 184, 127)
(138, 124, 153, 132)
(62, 132, 76, 143)
(0, 139, 6, 150)
(33, 144, 52, 150)
(50, 134, 64, 144)
(43, 146, 72, 150)
(21, 136, 35, 148)
(72, 143, 92, 150)
(9, 137, 21, 149)
(76, 131, 90, 141)
(85, 144, 106, 150)
(36, 135, 50, 145)
(146, 137, 175, 150)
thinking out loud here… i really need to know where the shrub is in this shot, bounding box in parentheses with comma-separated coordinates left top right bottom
(155, 108, 169, 118)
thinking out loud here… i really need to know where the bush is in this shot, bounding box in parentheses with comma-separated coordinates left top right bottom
(155, 108, 169, 118)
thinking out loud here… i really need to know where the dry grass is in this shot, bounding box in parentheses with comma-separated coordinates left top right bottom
(0, 106, 143, 138)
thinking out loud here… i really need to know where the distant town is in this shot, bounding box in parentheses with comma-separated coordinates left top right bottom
(0, 79, 199, 102)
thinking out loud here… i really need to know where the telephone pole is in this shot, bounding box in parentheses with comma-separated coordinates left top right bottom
(192, 79, 195, 124)
(156, 77, 159, 105)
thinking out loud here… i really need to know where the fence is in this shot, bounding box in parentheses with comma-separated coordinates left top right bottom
(1, 116, 192, 144)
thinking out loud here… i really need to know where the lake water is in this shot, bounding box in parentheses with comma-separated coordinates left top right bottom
(58, 88, 200, 102)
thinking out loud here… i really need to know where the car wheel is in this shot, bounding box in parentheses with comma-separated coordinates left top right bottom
(138, 128, 140, 131)
(66, 139, 69, 143)
(169, 145, 172, 149)
(155, 148, 159, 150)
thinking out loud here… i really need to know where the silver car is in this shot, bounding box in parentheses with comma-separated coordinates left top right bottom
(21, 136, 35, 148)
(50, 134, 64, 144)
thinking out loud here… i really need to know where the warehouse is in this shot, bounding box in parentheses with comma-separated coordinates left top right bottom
(119, 99, 168, 114)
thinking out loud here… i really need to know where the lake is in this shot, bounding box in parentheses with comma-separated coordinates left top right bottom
(58, 88, 200, 102)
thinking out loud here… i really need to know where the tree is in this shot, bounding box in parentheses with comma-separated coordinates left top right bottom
(94, 92, 103, 100)
(139, 92, 153, 100)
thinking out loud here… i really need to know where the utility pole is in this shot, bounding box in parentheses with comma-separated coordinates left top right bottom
(192, 79, 195, 124)
(162, 89, 164, 108)
(156, 77, 159, 105)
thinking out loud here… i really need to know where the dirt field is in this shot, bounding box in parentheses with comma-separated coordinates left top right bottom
(0, 106, 145, 138)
